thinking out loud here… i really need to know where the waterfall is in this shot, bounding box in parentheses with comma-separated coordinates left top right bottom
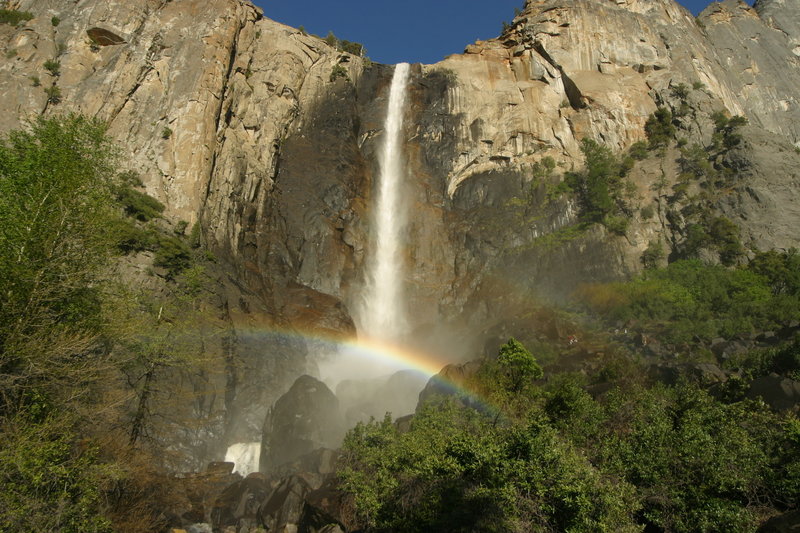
(361, 62, 411, 341)
(224, 442, 261, 477)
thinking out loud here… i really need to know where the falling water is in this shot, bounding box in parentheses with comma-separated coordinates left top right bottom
(361, 63, 411, 341)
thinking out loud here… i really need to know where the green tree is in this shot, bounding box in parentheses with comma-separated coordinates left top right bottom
(644, 107, 676, 149)
(0, 115, 118, 413)
(565, 138, 632, 233)
(0, 115, 120, 531)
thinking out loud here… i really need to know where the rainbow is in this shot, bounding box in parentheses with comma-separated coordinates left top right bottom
(232, 327, 489, 410)
(235, 327, 449, 377)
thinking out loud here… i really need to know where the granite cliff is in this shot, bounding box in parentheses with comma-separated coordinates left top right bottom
(1, 0, 799, 468)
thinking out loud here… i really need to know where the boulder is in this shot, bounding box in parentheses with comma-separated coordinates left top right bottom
(747, 376, 800, 411)
(757, 508, 800, 532)
(260, 376, 345, 472)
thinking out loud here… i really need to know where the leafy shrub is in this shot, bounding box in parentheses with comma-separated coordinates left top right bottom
(44, 85, 62, 104)
(29, 75, 40, 87)
(0, 416, 113, 533)
(576, 259, 793, 344)
(153, 234, 192, 278)
(51, 16, 60, 26)
(628, 141, 648, 160)
(330, 64, 348, 82)
(115, 186, 165, 221)
(0, 9, 34, 26)
(44, 59, 61, 76)
(671, 83, 689, 100)
(711, 112, 748, 150)
(160, 127, 172, 140)
(565, 138, 633, 232)
(339, 402, 641, 532)
(644, 107, 676, 149)
(640, 240, 664, 269)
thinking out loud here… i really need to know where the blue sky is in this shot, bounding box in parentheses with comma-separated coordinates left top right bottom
(253, 0, 717, 65)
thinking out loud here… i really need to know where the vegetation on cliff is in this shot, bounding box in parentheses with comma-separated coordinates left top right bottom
(0, 116, 220, 531)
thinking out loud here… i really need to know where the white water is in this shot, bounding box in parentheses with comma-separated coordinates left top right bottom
(224, 442, 261, 477)
(360, 62, 411, 342)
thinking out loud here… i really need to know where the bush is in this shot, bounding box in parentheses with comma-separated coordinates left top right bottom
(339, 402, 640, 532)
(629, 141, 648, 161)
(51, 16, 60, 26)
(671, 83, 689, 100)
(44, 59, 61, 76)
(0, 9, 34, 26)
(0, 416, 113, 533)
(565, 138, 633, 232)
(330, 64, 348, 82)
(644, 107, 675, 149)
(115, 186, 165, 221)
(641, 240, 664, 269)
(44, 85, 62, 104)
(153, 234, 192, 278)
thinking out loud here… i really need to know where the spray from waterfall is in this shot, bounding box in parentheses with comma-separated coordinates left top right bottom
(360, 62, 411, 341)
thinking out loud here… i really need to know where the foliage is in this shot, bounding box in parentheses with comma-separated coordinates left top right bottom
(0, 415, 113, 532)
(43, 59, 61, 76)
(0, 115, 118, 407)
(339, 402, 640, 533)
(161, 126, 172, 140)
(594, 385, 780, 532)
(565, 138, 634, 234)
(115, 183, 165, 221)
(51, 16, 60, 26)
(0, 9, 33, 26)
(340, 351, 794, 533)
(330, 63, 348, 82)
(640, 240, 664, 269)
(576, 257, 800, 345)
(644, 107, 676, 149)
(628, 140, 649, 161)
(479, 338, 543, 398)
(44, 85, 62, 104)
(671, 83, 690, 100)
(712, 112, 748, 151)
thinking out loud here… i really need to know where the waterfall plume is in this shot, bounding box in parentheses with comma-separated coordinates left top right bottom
(360, 62, 411, 341)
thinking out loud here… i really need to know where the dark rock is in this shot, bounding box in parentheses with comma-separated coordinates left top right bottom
(756, 508, 800, 532)
(210, 475, 270, 530)
(747, 376, 800, 411)
(711, 339, 752, 360)
(86, 27, 126, 46)
(207, 462, 235, 476)
(258, 475, 312, 531)
(260, 376, 345, 472)
(417, 360, 483, 410)
(648, 362, 728, 386)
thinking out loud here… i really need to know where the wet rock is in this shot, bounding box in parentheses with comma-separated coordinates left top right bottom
(260, 376, 345, 473)
(757, 508, 800, 532)
(211, 475, 271, 531)
(747, 376, 800, 411)
(86, 27, 126, 46)
(257, 475, 312, 532)
(417, 360, 484, 410)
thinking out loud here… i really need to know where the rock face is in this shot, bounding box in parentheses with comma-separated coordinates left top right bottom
(2, 0, 800, 466)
